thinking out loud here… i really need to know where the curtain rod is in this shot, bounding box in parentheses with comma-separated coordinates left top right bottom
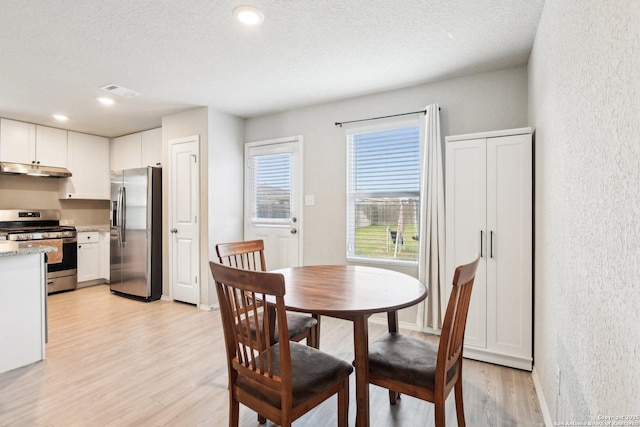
(334, 107, 439, 127)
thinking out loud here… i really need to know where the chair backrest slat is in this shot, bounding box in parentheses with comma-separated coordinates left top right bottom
(216, 240, 267, 272)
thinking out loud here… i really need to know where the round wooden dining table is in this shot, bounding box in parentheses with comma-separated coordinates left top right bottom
(270, 265, 428, 427)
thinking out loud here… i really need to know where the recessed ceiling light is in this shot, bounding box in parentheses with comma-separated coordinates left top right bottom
(97, 97, 115, 105)
(52, 114, 68, 121)
(233, 6, 264, 26)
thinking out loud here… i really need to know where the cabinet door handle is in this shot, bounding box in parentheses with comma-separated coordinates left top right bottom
(490, 231, 494, 258)
(480, 230, 484, 258)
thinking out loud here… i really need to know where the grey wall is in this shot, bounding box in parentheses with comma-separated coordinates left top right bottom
(161, 107, 211, 304)
(245, 66, 528, 325)
(0, 175, 109, 225)
(245, 66, 529, 269)
(207, 110, 245, 305)
(162, 107, 244, 307)
(529, 0, 640, 421)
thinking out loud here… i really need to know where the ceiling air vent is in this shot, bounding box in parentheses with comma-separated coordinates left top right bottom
(100, 84, 141, 98)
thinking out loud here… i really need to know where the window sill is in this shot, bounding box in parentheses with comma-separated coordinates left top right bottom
(346, 256, 418, 269)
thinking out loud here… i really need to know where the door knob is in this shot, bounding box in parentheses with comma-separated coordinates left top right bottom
(170, 228, 178, 233)
(290, 228, 297, 234)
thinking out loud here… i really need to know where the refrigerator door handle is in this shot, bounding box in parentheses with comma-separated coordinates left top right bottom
(116, 186, 123, 247)
(121, 186, 127, 245)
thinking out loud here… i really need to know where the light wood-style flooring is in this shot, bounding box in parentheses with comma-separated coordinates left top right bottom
(0, 285, 544, 426)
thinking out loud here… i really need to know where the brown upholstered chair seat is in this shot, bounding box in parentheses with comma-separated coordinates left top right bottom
(240, 312, 318, 343)
(368, 332, 457, 391)
(237, 341, 353, 409)
(366, 256, 480, 426)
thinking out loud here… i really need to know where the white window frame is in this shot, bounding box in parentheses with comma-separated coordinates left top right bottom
(345, 117, 423, 266)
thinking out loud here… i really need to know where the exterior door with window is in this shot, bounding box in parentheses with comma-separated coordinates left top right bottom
(245, 137, 303, 270)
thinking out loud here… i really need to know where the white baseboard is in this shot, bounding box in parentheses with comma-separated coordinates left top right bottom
(463, 346, 532, 371)
(368, 315, 429, 333)
(532, 367, 553, 427)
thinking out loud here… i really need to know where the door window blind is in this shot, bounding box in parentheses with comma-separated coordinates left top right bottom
(251, 152, 292, 222)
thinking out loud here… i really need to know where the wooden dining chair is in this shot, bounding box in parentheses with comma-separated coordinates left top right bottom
(209, 262, 353, 427)
(366, 255, 481, 427)
(215, 240, 320, 349)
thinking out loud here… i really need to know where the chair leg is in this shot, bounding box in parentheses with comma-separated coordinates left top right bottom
(337, 377, 349, 427)
(229, 395, 239, 427)
(434, 399, 445, 427)
(310, 314, 321, 349)
(455, 377, 466, 427)
(388, 390, 400, 405)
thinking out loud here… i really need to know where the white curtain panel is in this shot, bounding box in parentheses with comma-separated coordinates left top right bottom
(418, 104, 447, 329)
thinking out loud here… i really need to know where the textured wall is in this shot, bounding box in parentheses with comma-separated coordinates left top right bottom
(529, 0, 640, 421)
(246, 66, 528, 326)
(246, 66, 529, 267)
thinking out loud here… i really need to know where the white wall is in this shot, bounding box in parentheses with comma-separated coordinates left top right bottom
(529, 0, 640, 422)
(162, 107, 244, 308)
(245, 66, 529, 268)
(245, 66, 528, 324)
(162, 107, 209, 303)
(207, 110, 245, 306)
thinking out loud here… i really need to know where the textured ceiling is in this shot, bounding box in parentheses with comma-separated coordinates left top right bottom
(0, 0, 544, 137)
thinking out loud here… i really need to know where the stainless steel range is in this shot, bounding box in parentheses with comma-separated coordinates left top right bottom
(0, 209, 78, 294)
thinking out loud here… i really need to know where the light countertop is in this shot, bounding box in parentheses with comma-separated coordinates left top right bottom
(75, 225, 110, 232)
(0, 241, 57, 257)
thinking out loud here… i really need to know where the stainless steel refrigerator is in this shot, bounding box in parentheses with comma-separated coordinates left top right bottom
(110, 167, 162, 301)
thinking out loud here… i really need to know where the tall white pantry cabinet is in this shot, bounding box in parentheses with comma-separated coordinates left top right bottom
(445, 127, 533, 371)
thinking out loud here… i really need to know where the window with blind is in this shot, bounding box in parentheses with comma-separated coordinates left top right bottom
(250, 152, 292, 223)
(347, 122, 421, 263)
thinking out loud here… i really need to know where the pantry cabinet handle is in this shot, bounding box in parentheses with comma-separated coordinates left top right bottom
(490, 231, 494, 258)
(480, 230, 484, 258)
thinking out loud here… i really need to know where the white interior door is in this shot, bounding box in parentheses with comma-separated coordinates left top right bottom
(245, 136, 303, 270)
(169, 136, 200, 305)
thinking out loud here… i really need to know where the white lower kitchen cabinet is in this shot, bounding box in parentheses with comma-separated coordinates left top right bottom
(77, 232, 100, 282)
(0, 252, 46, 374)
(60, 132, 110, 200)
(445, 127, 533, 371)
(77, 231, 110, 285)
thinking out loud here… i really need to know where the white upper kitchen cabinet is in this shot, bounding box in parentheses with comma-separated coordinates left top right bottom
(0, 119, 67, 168)
(141, 128, 162, 167)
(111, 133, 142, 171)
(59, 132, 110, 199)
(111, 128, 162, 171)
(36, 125, 68, 168)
